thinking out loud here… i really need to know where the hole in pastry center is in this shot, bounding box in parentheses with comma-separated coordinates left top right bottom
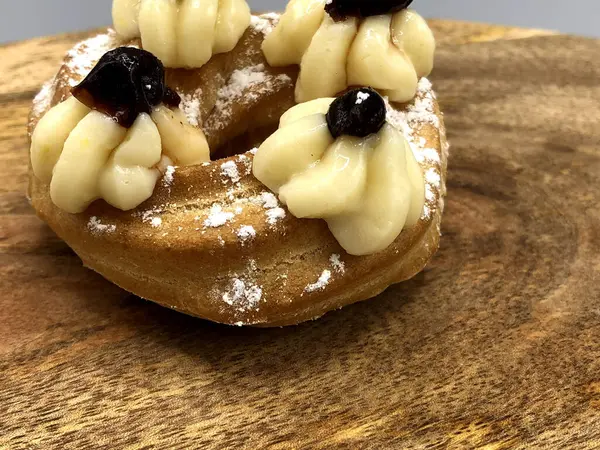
(203, 83, 297, 161)
(211, 124, 278, 160)
(166, 57, 298, 162)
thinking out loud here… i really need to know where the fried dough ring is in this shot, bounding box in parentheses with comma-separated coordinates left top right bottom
(28, 16, 447, 327)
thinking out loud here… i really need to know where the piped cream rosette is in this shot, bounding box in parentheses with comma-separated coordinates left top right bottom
(30, 47, 209, 214)
(262, 0, 435, 103)
(30, 100, 208, 213)
(112, 0, 251, 68)
(253, 88, 425, 256)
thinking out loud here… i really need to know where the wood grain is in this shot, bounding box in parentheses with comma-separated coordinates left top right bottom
(2, 22, 600, 449)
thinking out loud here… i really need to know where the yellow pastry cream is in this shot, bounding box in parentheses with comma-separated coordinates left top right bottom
(112, 0, 251, 68)
(30, 47, 209, 214)
(253, 88, 425, 256)
(262, 0, 435, 103)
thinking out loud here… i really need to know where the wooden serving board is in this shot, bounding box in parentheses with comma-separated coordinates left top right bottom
(2, 21, 600, 449)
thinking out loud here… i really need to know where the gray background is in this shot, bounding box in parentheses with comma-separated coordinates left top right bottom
(0, 0, 598, 44)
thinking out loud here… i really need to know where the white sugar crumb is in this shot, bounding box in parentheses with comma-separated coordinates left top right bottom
(426, 168, 441, 188)
(249, 147, 258, 155)
(266, 208, 286, 225)
(414, 147, 441, 164)
(220, 259, 263, 313)
(237, 225, 256, 243)
(305, 270, 332, 293)
(250, 13, 279, 35)
(304, 254, 347, 294)
(87, 216, 116, 234)
(355, 91, 370, 104)
(260, 192, 279, 209)
(220, 160, 240, 184)
(422, 205, 431, 219)
(222, 279, 263, 311)
(136, 206, 165, 227)
(204, 204, 235, 228)
(179, 89, 202, 127)
(329, 254, 345, 274)
(256, 192, 286, 225)
(426, 185, 436, 202)
(237, 154, 253, 175)
(163, 166, 176, 187)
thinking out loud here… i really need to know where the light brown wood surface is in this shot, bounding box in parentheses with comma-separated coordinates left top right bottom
(3, 21, 600, 449)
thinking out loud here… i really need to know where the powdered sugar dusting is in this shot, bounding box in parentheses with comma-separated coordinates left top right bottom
(423, 205, 431, 219)
(385, 78, 439, 145)
(408, 78, 440, 128)
(305, 270, 332, 293)
(135, 206, 165, 228)
(260, 192, 279, 209)
(425, 167, 441, 188)
(250, 13, 279, 36)
(414, 147, 441, 164)
(237, 154, 253, 175)
(237, 225, 256, 244)
(163, 166, 176, 187)
(211, 64, 291, 130)
(179, 89, 202, 127)
(220, 259, 263, 313)
(218, 64, 267, 102)
(255, 192, 286, 226)
(65, 32, 117, 87)
(204, 204, 235, 228)
(222, 278, 263, 312)
(303, 254, 346, 294)
(425, 184, 436, 202)
(87, 216, 116, 234)
(385, 77, 445, 221)
(31, 79, 56, 122)
(329, 254, 345, 274)
(266, 208, 285, 225)
(221, 160, 241, 184)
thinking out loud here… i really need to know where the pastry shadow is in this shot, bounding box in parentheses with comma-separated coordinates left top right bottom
(120, 273, 428, 375)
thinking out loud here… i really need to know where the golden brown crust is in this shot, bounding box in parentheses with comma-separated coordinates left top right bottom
(28, 17, 448, 327)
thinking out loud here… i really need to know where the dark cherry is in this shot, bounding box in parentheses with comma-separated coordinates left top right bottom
(326, 88, 386, 139)
(162, 87, 182, 108)
(71, 47, 178, 128)
(325, 0, 414, 22)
